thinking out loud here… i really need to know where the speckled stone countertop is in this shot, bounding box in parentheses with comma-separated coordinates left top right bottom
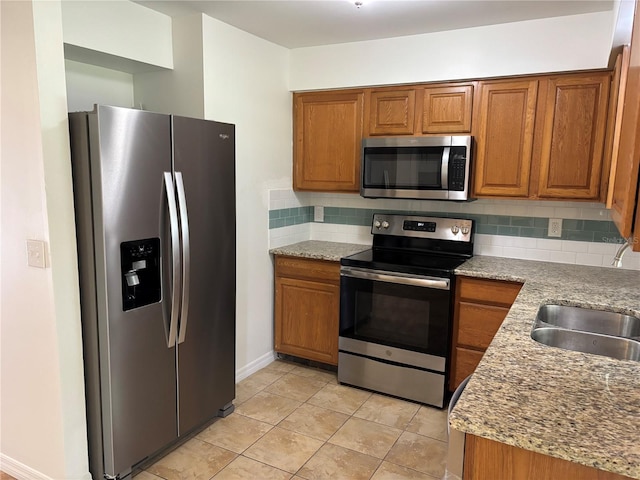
(450, 256, 640, 479)
(269, 240, 369, 262)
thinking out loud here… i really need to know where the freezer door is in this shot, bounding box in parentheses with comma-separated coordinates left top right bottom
(172, 115, 236, 435)
(90, 106, 178, 476)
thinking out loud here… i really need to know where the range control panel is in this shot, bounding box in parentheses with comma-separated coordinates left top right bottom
(372, 214, 473, 242)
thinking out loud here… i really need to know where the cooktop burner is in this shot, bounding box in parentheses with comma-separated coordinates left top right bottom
(341, 213, 474, 276)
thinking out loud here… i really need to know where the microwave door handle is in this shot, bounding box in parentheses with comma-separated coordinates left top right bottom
(441, 146, 450, 190)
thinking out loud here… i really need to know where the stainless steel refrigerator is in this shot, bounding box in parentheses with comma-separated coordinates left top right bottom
(69, 105, 236, 480)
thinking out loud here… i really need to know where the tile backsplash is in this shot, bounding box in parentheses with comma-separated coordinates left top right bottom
(268, 189, 640, 270)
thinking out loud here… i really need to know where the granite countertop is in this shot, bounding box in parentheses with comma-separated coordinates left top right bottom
(451, 256, 640, 479)
(269, 240, 369, 262)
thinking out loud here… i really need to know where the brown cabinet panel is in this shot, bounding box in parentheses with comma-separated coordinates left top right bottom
(294, 90, 364, 192)
(458, 302, 510, 350)
(367, 89, 416, 135)
(610, 1, 640, 249)
(450, 276, 523, 391)
(464, 435, 633, 480)
(274, 256, 340, 365)
(458, 276, 522, 306)
(453, 347, 484, 390)
(537, 75, 610, 199)
(275, 277, 339, 365)
(421, 84, 473, 133)
(473, 80, 538, 197)
(275, 256, 340, 284)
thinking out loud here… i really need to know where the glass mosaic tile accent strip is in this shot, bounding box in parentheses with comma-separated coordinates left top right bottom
(268, 207, 624, 243)
(269, 206, 314, 229)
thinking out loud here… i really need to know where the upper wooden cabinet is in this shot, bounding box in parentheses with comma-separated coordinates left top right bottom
(366, 88, 416, 135)
(293, 71, 614, 197)
(537, 75, 610, 199)
(365, 83, 475, 136)
(473, 72, 612, 201)
(419, 83, 474, 134)
(473, 79, 538, 197)
(293, 90, 364, 192)
(609, 0, 640, 251)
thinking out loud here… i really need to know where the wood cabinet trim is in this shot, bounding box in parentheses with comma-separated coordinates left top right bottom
(536, 74, 610, 200)
(366, 88, 416, 136)
(419, 83, 474, 134)
(274, 255, 341, 365)
(293, 90, 364, 192)
(473, 79, 539, 197)
(464, 435, 634, 480)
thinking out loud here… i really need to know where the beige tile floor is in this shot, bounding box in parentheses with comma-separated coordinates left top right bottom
(138, 359, 449, 480)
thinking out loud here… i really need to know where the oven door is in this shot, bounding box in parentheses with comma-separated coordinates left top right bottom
(339, 266, 452, 366)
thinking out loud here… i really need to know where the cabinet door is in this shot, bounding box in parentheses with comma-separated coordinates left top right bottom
(473, 80, 538, 197)
(464, 436, 631, 480)
(367, 89, 416, 135)
(275, 275, 339, 366)
(537, 75, 610, 199)
(420, 84, 473, 133)
(294, 91, 364, 192)
(611, 2, 640, 249)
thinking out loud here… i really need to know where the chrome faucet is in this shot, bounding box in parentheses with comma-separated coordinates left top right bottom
(612, 238, 632, 268)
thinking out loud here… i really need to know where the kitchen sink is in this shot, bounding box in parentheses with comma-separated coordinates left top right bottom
(536, 304, 640, 339)
(531, 327, 640, 362)
(531, 304, 640, 362)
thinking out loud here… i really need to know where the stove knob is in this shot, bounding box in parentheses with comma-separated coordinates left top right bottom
(461, 226, 470, 235)
(451, 225, 460, 235)
(382, 221, 390, 229)
(374, 220, 381, 229)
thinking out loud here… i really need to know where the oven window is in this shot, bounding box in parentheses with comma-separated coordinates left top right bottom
(340, 276, 451, 356)
(363, 147, 443, 190)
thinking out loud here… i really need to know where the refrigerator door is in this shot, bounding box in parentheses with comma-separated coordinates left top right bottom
(90, 106, 178, 476)
(172, 115, 236, 435)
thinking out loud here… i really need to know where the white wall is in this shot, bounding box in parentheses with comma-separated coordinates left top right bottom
(1, 1, 89, 479)
(61, 0, 173, 70)
(65, 60, 134, 112)
(201, 16, 292, 376)
(290, 11, 615, 91)
(133, 14, 205, 118)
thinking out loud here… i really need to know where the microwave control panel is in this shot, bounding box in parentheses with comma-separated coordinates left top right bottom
(448, 147, 467, 191)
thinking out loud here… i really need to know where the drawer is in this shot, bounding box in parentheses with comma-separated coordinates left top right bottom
(275, 255, 340, 284)
(457, 302, 510, 349)
(458, 276, 522, 306)
(453, 347, 485, 389)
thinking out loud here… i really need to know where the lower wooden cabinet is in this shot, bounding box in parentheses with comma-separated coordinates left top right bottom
(274, 256, 340, 365)
(449, 276, 523, 391)
(464, 435, 633, 480)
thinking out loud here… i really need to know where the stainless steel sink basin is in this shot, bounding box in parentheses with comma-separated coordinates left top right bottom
(531, 327, 640, 362)
(536, 304, 640, 339)
(531, 304, 640, 362)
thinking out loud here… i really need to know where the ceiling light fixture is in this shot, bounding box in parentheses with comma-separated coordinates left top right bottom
(354, 1, 363, 8)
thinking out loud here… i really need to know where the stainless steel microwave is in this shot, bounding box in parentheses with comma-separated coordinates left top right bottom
(361, 135, 472, 201)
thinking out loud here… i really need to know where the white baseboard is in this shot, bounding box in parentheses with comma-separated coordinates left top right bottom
(0, 454, 54, 480)
(235, 350, 276, 382)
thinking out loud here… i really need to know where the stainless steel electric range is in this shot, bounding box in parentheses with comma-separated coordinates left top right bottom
(338, 213, 474, 408)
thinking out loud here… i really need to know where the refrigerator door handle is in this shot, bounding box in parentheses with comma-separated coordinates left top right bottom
(175, 171, 190, 344)
(163, 172, 180, 348)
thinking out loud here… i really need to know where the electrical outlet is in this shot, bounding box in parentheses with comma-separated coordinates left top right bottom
(314, 206, 324, 222)
(26, 239, 47, 268)
(548, 218, 563, 238)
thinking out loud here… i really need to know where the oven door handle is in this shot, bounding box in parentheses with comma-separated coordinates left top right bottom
(340, 266, 450, 290)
